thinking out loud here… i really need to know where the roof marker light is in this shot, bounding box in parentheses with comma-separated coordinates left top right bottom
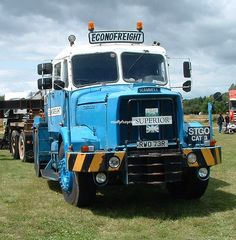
(88, 21, 95, 31)
(137, 21, 143, 31)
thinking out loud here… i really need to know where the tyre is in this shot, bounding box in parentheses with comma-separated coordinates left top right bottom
(11, 130, 20, 159)
(33, 129, 41, 177)
(58, 143, 96, 207)
(18, 131, 33, 162)
(167, 168, 209, 199)
(18, 132, 26, 162)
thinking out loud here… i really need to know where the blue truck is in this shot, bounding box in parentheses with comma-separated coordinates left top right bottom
(34, 22, 221, 207)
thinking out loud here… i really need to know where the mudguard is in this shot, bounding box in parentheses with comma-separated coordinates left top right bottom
(60, 126, 100, 152)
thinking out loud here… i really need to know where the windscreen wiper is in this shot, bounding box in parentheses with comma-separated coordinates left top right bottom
(126, 51, 149, 77)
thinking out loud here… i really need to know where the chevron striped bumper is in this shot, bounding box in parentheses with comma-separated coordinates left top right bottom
(183, 146, 222, 167)
(66, 146, 221, 173)
(67, 151, 126, 172)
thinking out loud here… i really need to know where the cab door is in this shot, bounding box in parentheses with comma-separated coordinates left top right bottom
(47, 61, 67, 132)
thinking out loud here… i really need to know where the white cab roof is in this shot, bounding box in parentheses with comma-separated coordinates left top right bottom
(54, 43, 167, 61)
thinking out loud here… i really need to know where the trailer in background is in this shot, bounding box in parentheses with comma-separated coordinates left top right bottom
(0, 95, 44, 162)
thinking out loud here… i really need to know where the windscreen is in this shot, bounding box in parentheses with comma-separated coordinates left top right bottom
(122, 52, 167, 84)
(72, 52, 118, 86)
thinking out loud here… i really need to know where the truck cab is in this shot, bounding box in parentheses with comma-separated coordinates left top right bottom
(34, 22, 221, 207)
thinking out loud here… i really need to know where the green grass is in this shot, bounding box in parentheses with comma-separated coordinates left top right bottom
(0, 132, 236, 240)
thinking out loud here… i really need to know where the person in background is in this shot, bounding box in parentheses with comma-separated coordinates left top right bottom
(224, 112, 230, 132)
(217, 113, 224, 133)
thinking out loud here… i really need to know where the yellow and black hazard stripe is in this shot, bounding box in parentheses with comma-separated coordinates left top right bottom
(67, 151, 126, 172)
(183, 146, 222, 167)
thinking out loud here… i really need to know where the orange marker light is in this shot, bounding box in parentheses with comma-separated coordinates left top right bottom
(210, 139, 217, 147)
(88, 21, 95, 31)
(137, 21, 143, 31)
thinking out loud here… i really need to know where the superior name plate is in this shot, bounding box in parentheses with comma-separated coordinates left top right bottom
(132, 116, 172, 126)
(137, 140, 168, 149)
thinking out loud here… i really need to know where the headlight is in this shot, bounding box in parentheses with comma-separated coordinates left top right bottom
(187, 153, 197, 164)
(198, 167, 209, 179)
(108, 156, 120, 168)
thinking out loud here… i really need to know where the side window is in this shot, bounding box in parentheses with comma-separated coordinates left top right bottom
(54, 62, 61, 80)
(62, 60, 69, 87)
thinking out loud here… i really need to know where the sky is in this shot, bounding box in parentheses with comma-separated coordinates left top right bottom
(0, 0, 235, 99)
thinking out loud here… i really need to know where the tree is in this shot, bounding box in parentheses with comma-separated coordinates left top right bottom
(183, 92, 228, 114)
(229, 83, 236, 90)
(200, 97, 211, 114)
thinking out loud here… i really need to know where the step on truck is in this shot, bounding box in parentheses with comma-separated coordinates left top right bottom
(34, 22, 222, 207)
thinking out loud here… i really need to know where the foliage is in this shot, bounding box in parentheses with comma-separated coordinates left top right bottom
(0, 95, 4, 101)
(183, 93, 229, 114)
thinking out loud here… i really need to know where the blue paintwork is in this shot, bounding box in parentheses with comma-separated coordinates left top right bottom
(46, 91, 66, 133)
(34, 82, 195, 181)
(184, 121, 203, 130)
(33, 119, 51, 165)
(38, 83, 186, 152)
(59, 156, 72, 193)
(208, 102, 213, 138)
(64, 84, 184, 150)
(70, 126, 100, 151)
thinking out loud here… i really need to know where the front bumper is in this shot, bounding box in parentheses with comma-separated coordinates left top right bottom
(66, 146, 221, 184)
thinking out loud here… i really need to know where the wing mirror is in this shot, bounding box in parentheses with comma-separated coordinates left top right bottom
(37, 63, 53, 75)
(182, 80, 191, 92)
(37, 78, 52, 90)
(183, 61, 191, 78)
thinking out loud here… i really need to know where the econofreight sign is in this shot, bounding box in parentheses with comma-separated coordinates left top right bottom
(88, 31, 144, 44)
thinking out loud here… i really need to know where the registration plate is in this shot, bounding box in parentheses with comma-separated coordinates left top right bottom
(137, 140, 168, 148)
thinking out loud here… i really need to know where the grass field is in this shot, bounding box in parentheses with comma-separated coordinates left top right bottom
(0, 131, 236, 240)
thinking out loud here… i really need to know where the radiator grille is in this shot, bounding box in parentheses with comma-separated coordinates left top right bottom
(126, 149, 184, 184)
(118, 96, 178, 146)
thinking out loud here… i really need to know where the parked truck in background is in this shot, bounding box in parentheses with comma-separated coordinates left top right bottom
(15, 22, 222, 207)
(229, 90, 236, 122)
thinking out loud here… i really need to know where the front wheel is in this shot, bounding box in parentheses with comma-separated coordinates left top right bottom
(58, 143, 96, 207)
(167, 168, 209, 199)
